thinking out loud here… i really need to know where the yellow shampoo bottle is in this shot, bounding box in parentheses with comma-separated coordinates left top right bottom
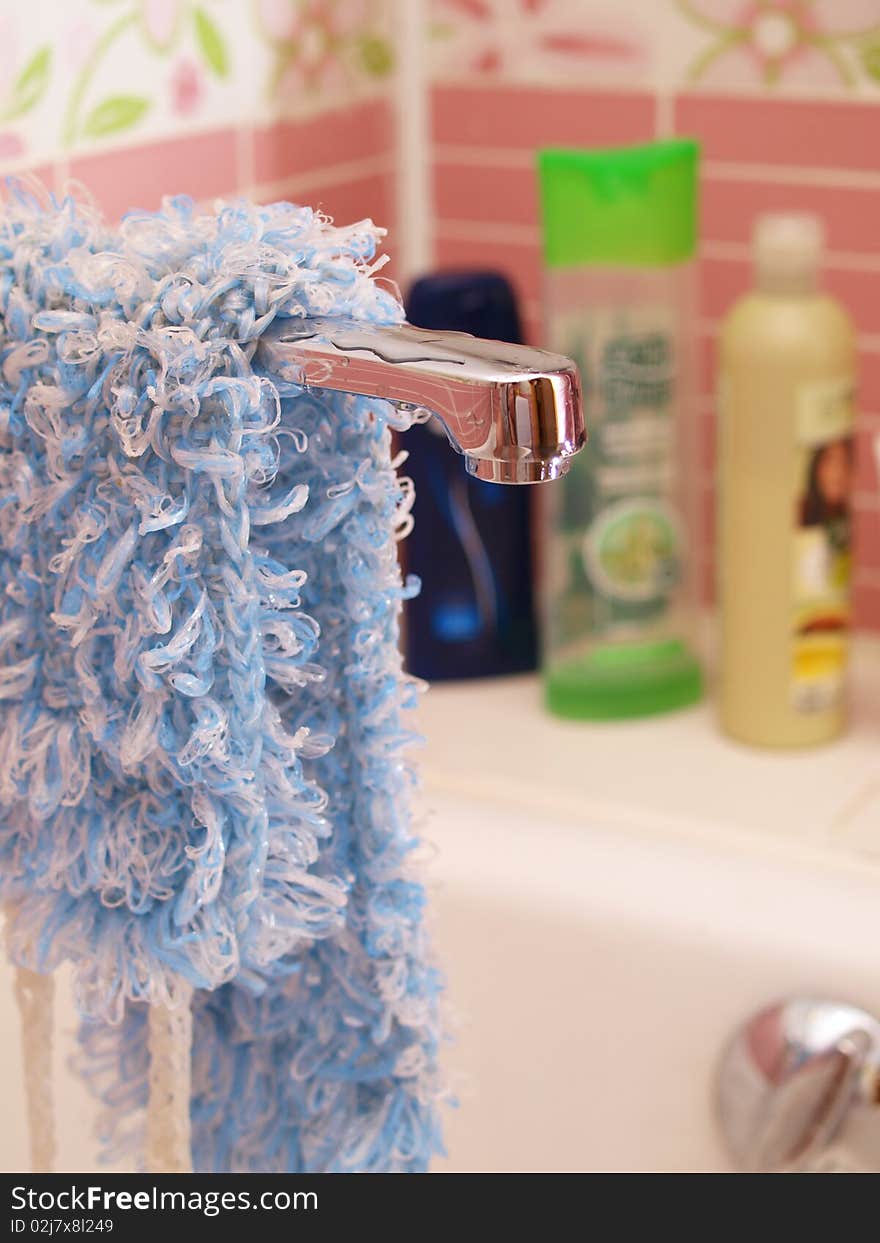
(718, 214, 856, 747)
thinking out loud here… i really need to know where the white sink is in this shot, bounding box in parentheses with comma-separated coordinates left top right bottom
(420, 651, 880, 1171)
(428, 791, 880, 1172)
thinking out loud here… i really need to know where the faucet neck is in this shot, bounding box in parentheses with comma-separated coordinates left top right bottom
(257, 319, 585, 485)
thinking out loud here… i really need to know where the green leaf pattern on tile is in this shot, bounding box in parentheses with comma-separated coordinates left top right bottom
(0, 46, 52, 124)
(861, 38, 880, 83)
(193, 6, 230, 79)
(82, 93, 152, 138)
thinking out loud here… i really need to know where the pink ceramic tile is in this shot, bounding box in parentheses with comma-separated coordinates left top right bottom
(255, 169, 394, 228)
(696, 553, 716, 607)
(675, 93, 880, 171)
(818, 269, 880, 337)
(312, 172, 394, 230)
(853, 579, 880, 630)
(252, 99, 392, 186)
(434, 162, 539, 227)
(853, 500, 880, 570)
(698, 255, 751, 322)
(701, 176, 880, 256)
(432, 85, 654, 150)
(699, 478, 716, 552)
(859, 349, 880, 414)
(521, 310, 543, 346)
(853, 419, 880, 494)
(11, 164, 55, 193)
(699, 409, 717, 473)
(70, 129, 237, 221)
(699, 330, 718, 397)
(436, 234, 542, 306)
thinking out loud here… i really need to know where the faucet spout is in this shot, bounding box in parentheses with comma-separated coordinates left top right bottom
(258, 318, 585, 484)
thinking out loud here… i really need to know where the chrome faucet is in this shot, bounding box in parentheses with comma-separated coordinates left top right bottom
(258, 318, 585, 484)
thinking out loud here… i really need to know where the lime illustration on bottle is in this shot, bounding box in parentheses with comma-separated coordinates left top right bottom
(584, 498, 681, 604)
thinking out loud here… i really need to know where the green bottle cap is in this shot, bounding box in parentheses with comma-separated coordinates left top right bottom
(538, 139, 700, 268)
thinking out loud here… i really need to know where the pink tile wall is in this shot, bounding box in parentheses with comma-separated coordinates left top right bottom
(674, 95, 880, 172)
(429, 82, 880, 630)
(12, 99, 395, 232)
(252, 99, 392, 188)
(69, 129, 238, 220)
(433, 85, 654, 149)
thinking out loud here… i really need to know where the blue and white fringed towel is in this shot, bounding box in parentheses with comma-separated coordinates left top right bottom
(0, 180, 443, 1172)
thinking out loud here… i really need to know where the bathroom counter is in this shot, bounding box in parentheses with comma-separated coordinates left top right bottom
(415, 638, 880, 878)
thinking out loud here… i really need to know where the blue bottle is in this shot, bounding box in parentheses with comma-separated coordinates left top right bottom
(404, 271, 537, 681)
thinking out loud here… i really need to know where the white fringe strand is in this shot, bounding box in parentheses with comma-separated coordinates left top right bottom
(146, 984, 194, 1174)
(14, 966, 56, 1173)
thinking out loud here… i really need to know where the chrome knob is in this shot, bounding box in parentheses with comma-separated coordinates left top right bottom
(716, 999, 880, 1172)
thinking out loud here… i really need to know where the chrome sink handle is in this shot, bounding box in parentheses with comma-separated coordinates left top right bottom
(717, 998, 880, 1173)
(257, 318, 585, 485)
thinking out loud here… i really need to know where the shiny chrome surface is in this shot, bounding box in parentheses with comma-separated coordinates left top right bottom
(258, 318, 585, 484)
(717, 998, 880, 1172)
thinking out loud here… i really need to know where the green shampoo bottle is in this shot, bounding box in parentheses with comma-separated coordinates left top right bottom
(537, 139, 703, 720)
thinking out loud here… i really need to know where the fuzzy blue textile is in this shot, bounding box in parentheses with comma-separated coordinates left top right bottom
(0, 181, 442, 1171)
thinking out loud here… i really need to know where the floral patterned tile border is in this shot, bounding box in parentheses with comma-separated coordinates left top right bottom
(677, 0, 880, 90)
(0, 0, 396, 171)
(429, 0, 880, 97)
(5, 1, 878, 175)
(429, 0, 653, 84)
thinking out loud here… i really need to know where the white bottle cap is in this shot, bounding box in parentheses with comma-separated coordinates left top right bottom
(754, 212, 823, 293)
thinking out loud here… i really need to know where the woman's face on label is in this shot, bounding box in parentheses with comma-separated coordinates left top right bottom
(817, 440, 850, 506)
